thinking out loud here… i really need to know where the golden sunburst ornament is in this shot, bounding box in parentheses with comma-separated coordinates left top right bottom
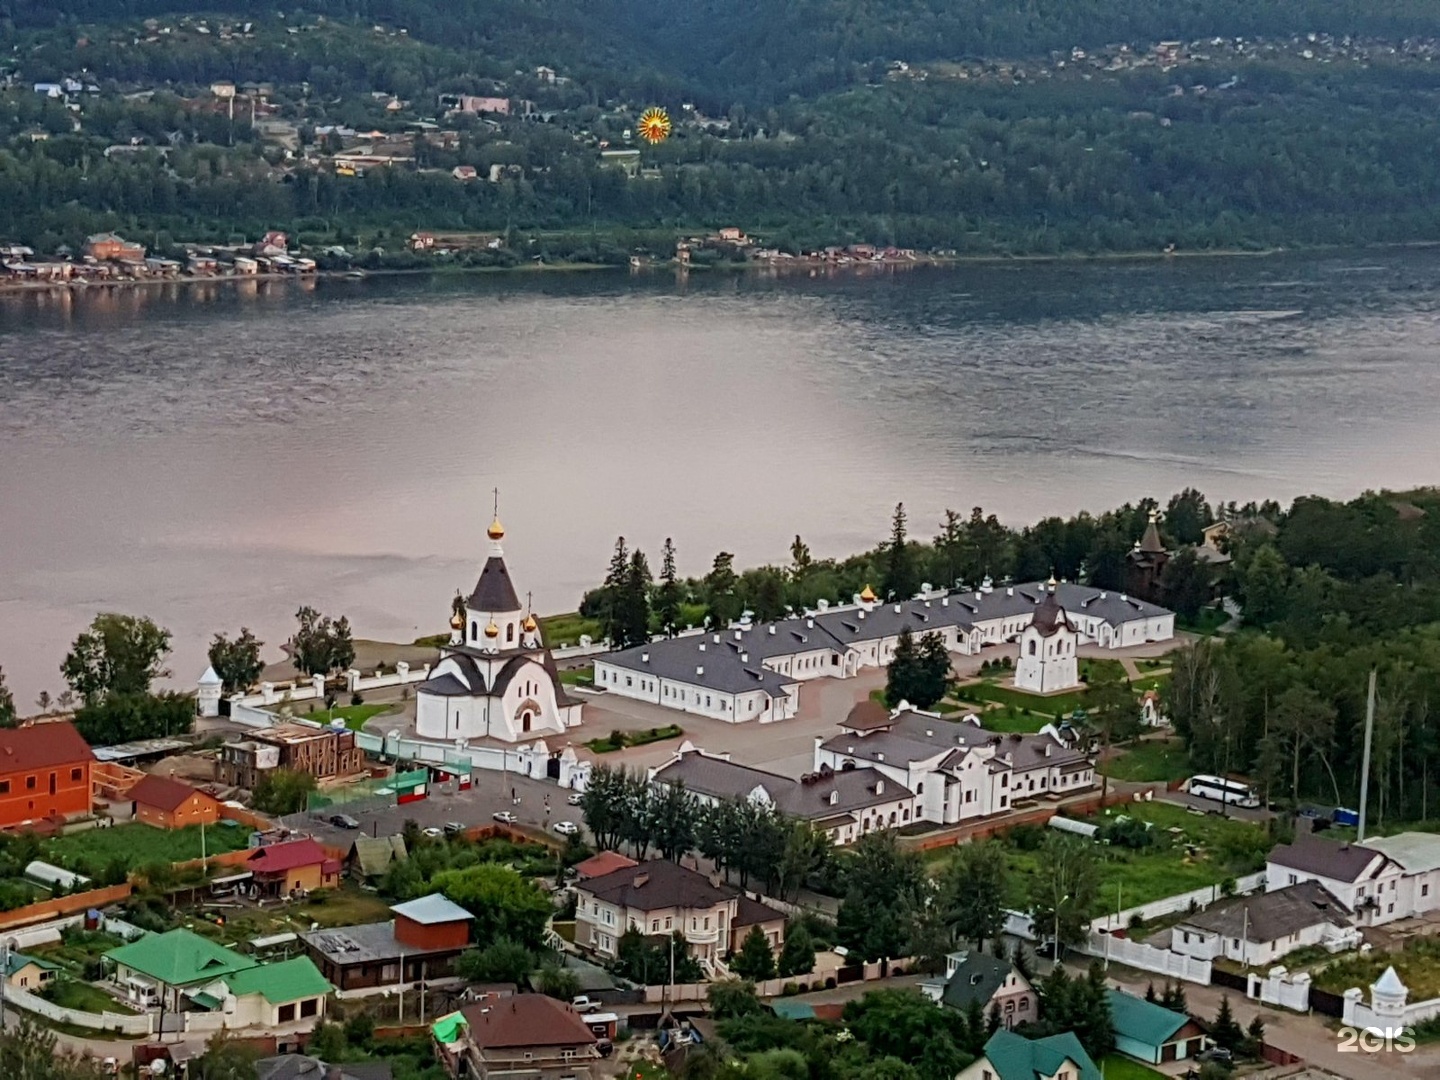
(637, 107, 672, 145)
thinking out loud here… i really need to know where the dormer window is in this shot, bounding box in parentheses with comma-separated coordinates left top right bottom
(828, 791, 839, 805)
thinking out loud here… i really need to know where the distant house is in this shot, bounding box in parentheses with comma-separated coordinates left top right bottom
(572, 851, 637, 881)
(84, 232, 146, 262)
(4, 951, 60, 991)
(573, 859, 785, 968)
(218, 724, 364, 789)
(1172, 880, 1358, 967)
(957, 1030, 1100, 1080)
(920, 951, 1036, 1029)
(347, 835, 408, 882)
(435, 995, 600, 1079)
(452, 165, 479, 181)
(1107, 989, 1205, 1065)
(303, 893, 473, 991)
(129, 774, 221, 830)
(258, 1056, 393, 1080)
(246, 838, 340, 898)
(409, 232, 436, 251)
(1265, 835, 1404, 925)
(254, 230, 288, 257)
(106, 928, 257, 1011)
(0, 720, 95, 830)
(222, 956, 333, 1028)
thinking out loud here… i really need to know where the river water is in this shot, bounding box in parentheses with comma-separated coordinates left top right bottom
(2, 252, 1439, 704)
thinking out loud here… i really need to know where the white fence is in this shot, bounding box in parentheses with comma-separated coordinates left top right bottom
(6, 985, 154, 1036)
(1249, 968, 1312, 1012)
(1345, 987, 1440, 1032)
(228, 661, 433, 712)
(1084, 931, 1213, 984)
(1091, 871, 1267, 932)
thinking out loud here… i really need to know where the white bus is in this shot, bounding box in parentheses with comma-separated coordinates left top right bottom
(1186, 774, 1260, 809)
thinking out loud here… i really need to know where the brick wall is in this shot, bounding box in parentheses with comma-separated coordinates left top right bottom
(0, 883, 133, 929)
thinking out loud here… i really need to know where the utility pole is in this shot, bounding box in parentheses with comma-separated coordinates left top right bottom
(1, 936, 8, 1032)
(1358, 669, 1377, 843)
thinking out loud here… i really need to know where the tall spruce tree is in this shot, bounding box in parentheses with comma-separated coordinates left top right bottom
(883, 502, 919, 600)
(656, 537, 683, 636)
(617, 549, 652, 649)
(600, 537, 629, 645)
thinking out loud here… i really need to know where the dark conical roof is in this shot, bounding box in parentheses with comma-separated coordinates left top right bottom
(1138, 512, 1165, 555)
(1031, 588, 1071, 637)
(467, 556, 521, 613)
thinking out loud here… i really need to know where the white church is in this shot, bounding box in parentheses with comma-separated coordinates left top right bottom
(414, 514, 584, 743)
(1013, 580, 1079, 694)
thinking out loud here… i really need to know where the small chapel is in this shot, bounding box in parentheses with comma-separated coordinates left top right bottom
(1013, 577, 1080, 694)
(414, 511, 584, 743)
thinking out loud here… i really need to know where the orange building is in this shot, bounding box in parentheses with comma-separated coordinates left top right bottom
(393, 894, 473, 951)
(246, 838, 340, 898)
(0, 722, 94, 830)
(84, 232, 146, 262)
(129, 774, 220, 830)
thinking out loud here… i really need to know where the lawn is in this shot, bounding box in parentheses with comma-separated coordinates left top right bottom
(189, 885, 397, 948)
(539, 612, 602, 647)
(43, 977, 139, 1016)
(975, 708, 1049, 734)
(1079, 658, 1127, 683)
(45, 822, 250, 873)
(1313, 937, 1440, 1000)
(1179, 607, 1229, 637)
(32, 929, 127, 976)
(1101, 739, 1191, 783)
(586, 724, 684, 753)
(954, 680, 1091, 718)
(559, 664, 594, 687)
(1101, 1055, 1166, 1080)
(302, 702, 396, 730)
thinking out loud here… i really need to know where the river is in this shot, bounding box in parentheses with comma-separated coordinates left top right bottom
(2, 251, 1439, 704)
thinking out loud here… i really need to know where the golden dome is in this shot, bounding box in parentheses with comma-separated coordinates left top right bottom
(522, 614, 538, 633)
(859, 584, 877, 602)
(1047, 573, 1058, 589)
(449, 610, 465, 630)
(487, 516, 506, 541)
(484, 620, 500, 638)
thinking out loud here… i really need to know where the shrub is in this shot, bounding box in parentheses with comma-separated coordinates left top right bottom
(824, 977, 837, 989)
(781, 982, 800, 996)
(308, 888, 330, 904)
(350, 691, 364, 706)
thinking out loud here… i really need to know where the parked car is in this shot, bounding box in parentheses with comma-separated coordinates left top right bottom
(422, 826, 443, 838)
(329, 813, 361, 829)
(553, 820, 579, 836)
(571, 996, 600, 1014)
(567, 792, 584, 805)
(492, 811, 518, 824)
(1198, 1047, 1233, 1064)
(443, 821, 466, 836)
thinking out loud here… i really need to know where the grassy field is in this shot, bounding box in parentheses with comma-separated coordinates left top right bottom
(975, 708, 1049, 734)
(587, 724, 684, 753)
(1101, 739, 1191, 783)
(1079, 658, 1127, 683)
(539, 612, 603, 647)
(1101, 1055, 1166, 1080)
(304, 702, 397, 730)
(559, 664, 594, 686)
(1313, 937, 1440, 1000)
(46, 822, 250, 872)
(43, 978, 139, 1016)
(955, 680, 1090, 718)
(31, 929, 127, 976)
(1179, 607, 1229, 637)
(187, 885, 397, 948)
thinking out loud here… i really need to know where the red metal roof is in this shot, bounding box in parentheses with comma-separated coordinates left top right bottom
(0, 721, 94, 775)
(246, 838, 331, 874)
(129, 774, 212, 813)
(572, 851, 638, 879)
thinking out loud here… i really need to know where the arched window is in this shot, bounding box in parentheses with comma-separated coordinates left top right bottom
(1028, 640, 1037, 656)
(506, 623, 514, 643)
(471, 622, 479, 642)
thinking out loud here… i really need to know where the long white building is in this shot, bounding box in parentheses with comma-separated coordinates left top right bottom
(593, 579, 1173, 723)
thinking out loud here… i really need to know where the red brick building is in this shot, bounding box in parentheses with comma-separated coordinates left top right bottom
(0, 722, 94, 830)
(129, 774, 220, 830)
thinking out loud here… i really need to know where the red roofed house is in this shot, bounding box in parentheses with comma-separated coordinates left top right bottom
(247, 839, 340, 898)
(572, 851, 638, 881)
(444, 995, 601, 1079)
(0, 721, 94, 830)
(129, 774, 221, 830)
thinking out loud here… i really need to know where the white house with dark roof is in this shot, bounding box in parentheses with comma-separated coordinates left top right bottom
(594, 580, 1171, 723)
(812, 705, 1095, 826)
(650, 742, 920, 844)
(1265, 835, 1405, 925)
(1171, 880, 1360, 967)
(1014, 583, 1079, 693)
(415, 515, 583, 743)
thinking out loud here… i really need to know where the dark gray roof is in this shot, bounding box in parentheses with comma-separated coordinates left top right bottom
(468, 556, 521, 613)
(1179, 881, 1352, 943)
(1267, 836, 1391, 883)
(822, 712, 1088, 775)
(302, 921, 463, 965)
(578, 859, 736, 911)
(653, 751, 910, 819)
(600, 583, 1169, 696)
(938, 951, 1021, 1012)
(257, 1057, 393, 1080)
(1031, 589, 1071, 638)
(416, 673, 468, 696)
(734, 894, 787, 929)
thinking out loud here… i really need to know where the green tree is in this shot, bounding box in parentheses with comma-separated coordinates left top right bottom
(250, 767, 317, 815)
(456, 937, 535, 984)
(708, 977, 764, 1019)
(885, 629, 952, 709)
(1212, 995, 1245, 1052)
(72, 691, 194, 744)
(579, 763, 629, 853)
(646, 778, 698, 861)
(732, 925, 777, 980)
(836, 831, 928, 961)
(615, 549, 653, 649)
(656, 537, 683, 635)
(290, 606, 355, 678)
(600, 536, 630, 645)
(537, 961, 580, 1001)
(1159, 548, 1212, 623)
(938, 839, 1009, 950)
(1027, 834, 1101, 956)
(883, 502, 918, 600)
(777, 922, 816, 978)
(704, 551, 741, 627)
(192, 1031, 261, 1080)
(1239, 545, 1290, 626)
(0, 666, 15, 729)
(843, 989, 973, 1080)
(208, 628, 265, 694)
(433, 863, 552, 949)
(0, 1017, 108, 1079)
(61, 613, 171, 703)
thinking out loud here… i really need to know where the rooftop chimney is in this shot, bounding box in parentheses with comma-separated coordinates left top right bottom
(699, 642, 706, 652)
(894, 604, 902, 614)
(1044, 744, 1052, 757)
(740, 652, 749, 663)
(713, 633, 720, 643)
(633, 872, 650, 889)
(807, 617, 815, 629)
(696, 665, 704, 676)
(769, 625, 777, 635)
(1007, 587, 1014, 597)
(641, 652, 649, 663)
(735, 630, 743, 640)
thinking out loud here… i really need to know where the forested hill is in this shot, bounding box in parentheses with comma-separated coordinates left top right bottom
(6, 0, 1440, 103)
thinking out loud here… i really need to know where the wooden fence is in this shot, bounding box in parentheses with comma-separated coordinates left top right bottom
(0, 883, 133, 929)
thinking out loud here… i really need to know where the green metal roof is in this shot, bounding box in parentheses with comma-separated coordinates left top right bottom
(982, 1030, 1101, 1080)
(770, 1000, 816, 1020)
(5, 952, 61, 977)
(105, 928, 258, 987)
(1106, 989, 1189, 1048)
(225, 957, 333, 1004)
(432, 1011, 466, 1045)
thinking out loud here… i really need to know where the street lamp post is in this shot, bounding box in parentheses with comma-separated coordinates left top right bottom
(1054, 892, 1070, 969)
